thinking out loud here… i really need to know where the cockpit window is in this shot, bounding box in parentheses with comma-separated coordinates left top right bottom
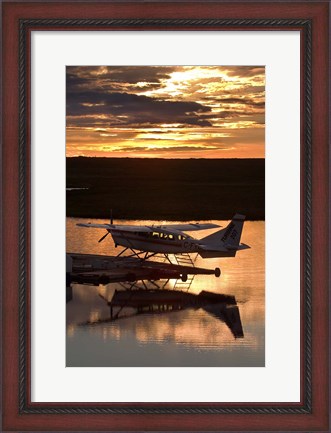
(148, 231, 178, 241)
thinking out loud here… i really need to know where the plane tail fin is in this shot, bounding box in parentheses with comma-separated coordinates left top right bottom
(200, 214, 248, 250)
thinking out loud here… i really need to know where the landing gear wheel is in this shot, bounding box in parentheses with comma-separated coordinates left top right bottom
(181, 273, 188, 282)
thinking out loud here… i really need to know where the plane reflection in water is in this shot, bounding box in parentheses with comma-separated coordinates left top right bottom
(66, 278, 264, 366)
(77, 283, 244, 339)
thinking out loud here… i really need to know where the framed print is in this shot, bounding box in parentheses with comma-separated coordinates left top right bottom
(1, 1, 329, 432)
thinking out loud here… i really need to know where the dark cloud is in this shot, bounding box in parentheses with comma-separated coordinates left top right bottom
(201, 96, 264, 109)
(216, 97, 264, 106)
(67, 91, 212, 128)
(68, 65, 175, 83)
(139, 129, 173, 134)
(67, 66, 176, 94)
(225, 66, 265, 78)
(102, 145, 220, 153)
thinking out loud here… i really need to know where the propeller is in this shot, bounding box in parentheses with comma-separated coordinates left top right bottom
(98, 209, 114, 243)
(98, 231, 110, 243)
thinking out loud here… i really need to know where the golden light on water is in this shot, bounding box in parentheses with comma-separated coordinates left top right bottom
(66, 66, 265, 158)
(67, 304, 261, 349)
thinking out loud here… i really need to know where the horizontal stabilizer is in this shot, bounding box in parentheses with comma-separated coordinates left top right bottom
(225, 242, 250, 251)
(237, 243, 250, 250)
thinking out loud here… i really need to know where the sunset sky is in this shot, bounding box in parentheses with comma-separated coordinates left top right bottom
(66, 66, 265, 158)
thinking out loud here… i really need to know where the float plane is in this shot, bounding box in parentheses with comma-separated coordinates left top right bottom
(77, 214, 250, 262)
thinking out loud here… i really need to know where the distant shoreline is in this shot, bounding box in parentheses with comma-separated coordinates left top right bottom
(66, 157, 265, 221)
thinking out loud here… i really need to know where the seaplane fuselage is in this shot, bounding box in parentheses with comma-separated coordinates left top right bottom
(111, 227, 199, 254)
(77, 214, 250, 259)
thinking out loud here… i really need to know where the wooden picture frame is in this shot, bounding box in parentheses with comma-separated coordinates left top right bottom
(2, 1, 329, 431)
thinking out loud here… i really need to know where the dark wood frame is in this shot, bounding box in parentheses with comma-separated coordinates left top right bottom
(2, 1, 329, 431)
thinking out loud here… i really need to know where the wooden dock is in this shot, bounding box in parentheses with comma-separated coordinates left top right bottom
(67, 252, 220, 286)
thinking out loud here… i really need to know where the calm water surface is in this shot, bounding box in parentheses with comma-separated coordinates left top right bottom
(66, 218, 265, 367)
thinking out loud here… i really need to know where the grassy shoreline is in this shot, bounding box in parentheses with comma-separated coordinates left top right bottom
(66, 157, 265, 221)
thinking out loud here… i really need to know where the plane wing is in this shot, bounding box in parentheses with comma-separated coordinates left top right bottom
(77, 223, 150, 232)
(77, 222, 220, 232)
(77, 223, 112, 229)
(155, 223, 220, 231)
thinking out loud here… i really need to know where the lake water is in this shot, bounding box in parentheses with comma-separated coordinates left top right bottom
(66, 218, 265, 367)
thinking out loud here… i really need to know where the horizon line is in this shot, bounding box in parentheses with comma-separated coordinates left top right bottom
(66, 156, 265, 159)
